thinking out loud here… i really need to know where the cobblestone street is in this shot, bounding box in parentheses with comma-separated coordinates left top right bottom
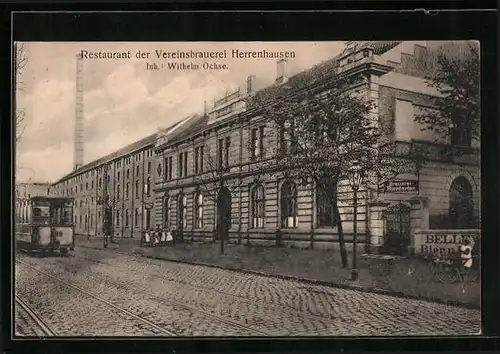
(15, 247, 481, 337)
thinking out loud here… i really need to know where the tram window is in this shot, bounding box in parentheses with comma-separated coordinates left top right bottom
(33, 208, 41, 217)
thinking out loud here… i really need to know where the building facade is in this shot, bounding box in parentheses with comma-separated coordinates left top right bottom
(48, 41, 480, 253)
(152, 41, 480, 252)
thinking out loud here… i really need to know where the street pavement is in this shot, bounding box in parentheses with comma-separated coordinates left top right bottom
(14, 246, 481, 337)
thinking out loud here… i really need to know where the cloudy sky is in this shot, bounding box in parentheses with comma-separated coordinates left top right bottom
(15, 41, 345, 183)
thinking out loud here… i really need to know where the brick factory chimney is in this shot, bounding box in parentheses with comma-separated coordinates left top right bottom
(275, 59, 288, 85)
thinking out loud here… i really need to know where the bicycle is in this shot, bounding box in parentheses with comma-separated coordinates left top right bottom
(431, 256, 479, 284)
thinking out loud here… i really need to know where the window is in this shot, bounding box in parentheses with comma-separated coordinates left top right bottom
(80, 200, 83, 207)
(125, 209, 129, 227)
(91, 180, 94, 189)
(99, 178, 102, 188)
(79, 215, 82, 227)
(281, 181, 298, 228)
(163, 197, 169, 228)
(147, 161, 151, 174)
(450, 123, 472, 147)
(194, 147, 204, 174)
(251, 126, 265, 159)
(126, 169, 130, 179)
(117, 185, 121, 199)
(135, 180, 139, 198)
(178, 152, 188, 177)
(116, 210, 120, 227)
(194, 192, 203, 228)
(316, 179, 337, 227)
(217, 138, 230, 169)
(134, 208, 139, 227)
(251, 185, 265, 228)
(136, 165, 139, 176)
(165, 156, 173, 180)
(279, 119, 297, 155)
(125, 183, 129, 199)
(178, 194, 188, 228)
(90, 214, 93, 227)
(145, 177, 151, 196)
(117, 171, 120, 181)
(75, 185, 78, 193)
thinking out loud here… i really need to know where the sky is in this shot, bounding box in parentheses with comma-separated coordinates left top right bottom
(15, 41, 345, 183)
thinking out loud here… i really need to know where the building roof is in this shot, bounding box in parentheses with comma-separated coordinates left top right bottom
(53, 41, 404, 186)
(53, 119, 184, 185)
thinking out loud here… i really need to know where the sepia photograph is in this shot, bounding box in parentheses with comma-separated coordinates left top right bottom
(14, 40, 481, 337)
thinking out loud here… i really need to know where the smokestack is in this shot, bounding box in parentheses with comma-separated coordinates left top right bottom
(275, 59, 288, 85)
(246, 75, 256, 95)
(73, 53, 85, 171)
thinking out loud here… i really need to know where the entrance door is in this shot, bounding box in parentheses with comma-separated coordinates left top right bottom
(382, 202, 411, 255)
(216, 187, 232, 240)
(145, 208, 151, 230)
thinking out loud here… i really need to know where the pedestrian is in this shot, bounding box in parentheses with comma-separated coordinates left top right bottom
(460, 237, 474, 276)
(144, 229, 151, 246)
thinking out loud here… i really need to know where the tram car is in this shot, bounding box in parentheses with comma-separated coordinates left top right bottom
(15, 196, 75, 256)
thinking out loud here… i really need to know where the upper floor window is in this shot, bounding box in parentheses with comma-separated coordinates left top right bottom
(147, 161, 151, 174)
(125, 183, 130, 199)
(136, 165, 140, 176)
(165, 156, 173, 180)
(178, 151, 188, 178)
(194, 146, 204, 174)
(279, 119, 297, 155)
(450, 123, 472, 147)
(218, 138, 231, 170)
(251, 184, 265, 228)
(135, 180, 139, 198)
(281, 181, 298, 228)
(250, 126, 265, 160)
(126, 169, 130, 179)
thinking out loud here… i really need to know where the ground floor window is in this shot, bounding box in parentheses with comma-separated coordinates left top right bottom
(281, 180, 298, 228)
(316, 179, 337, 227)
(251, 184, 265, 228)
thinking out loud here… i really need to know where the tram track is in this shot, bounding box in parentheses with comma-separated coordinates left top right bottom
(16, 260, 177, 336)
(15, 295, 56, 336)
(73, 251, 349, 322)
(16, 257, 271, 336)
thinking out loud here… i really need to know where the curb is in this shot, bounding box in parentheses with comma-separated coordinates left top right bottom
(76, 242, 480, 311)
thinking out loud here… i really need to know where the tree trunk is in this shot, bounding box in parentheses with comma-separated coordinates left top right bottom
(334, 203, 348, 268)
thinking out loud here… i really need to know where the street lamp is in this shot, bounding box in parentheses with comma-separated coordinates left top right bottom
(348, 161, 364, 281)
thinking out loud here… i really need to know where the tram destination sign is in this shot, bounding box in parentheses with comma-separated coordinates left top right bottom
(382, 180, 418, 193)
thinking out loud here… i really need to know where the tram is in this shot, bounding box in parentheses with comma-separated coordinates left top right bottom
(15, 196, 75, 256)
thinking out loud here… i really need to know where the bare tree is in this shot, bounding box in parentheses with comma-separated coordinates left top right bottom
(14, 42, 28, 143)
(255, 71, 408, 268)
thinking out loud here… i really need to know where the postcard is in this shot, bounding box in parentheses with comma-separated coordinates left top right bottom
(14, 40, 481, 337)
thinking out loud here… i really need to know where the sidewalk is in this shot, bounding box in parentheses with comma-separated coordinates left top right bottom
(75, 235, 480, 309)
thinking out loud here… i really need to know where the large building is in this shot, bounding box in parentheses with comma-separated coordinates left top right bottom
(48, 117, 201, 238)
(49, 41, 480, 253)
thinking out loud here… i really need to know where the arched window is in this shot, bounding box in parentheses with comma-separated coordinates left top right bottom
(281, 181, 298, 228)
(178, 194, 187, 228)
(251, 185, 265, 228)
(194, 191, 203, 228)
(316, 178, 337, 227)
(449, 176, 474, 229)
(163, 197, 170, 228)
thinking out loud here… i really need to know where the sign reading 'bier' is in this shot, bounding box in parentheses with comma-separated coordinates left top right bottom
(413, 230, 479, 257)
